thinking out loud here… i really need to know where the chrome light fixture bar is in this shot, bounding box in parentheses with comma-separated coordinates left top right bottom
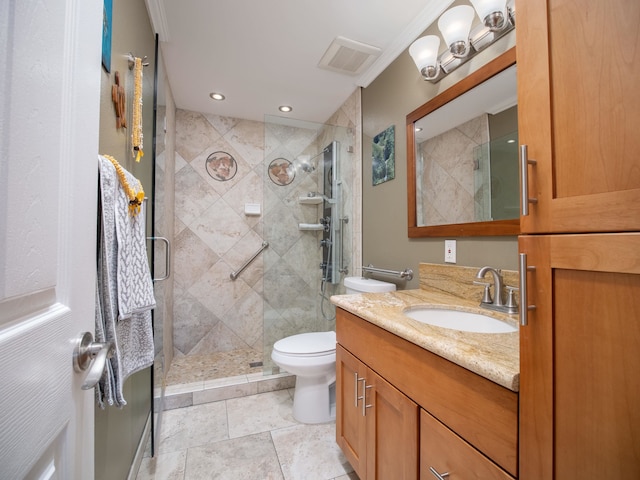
(409, 0, 515, 83)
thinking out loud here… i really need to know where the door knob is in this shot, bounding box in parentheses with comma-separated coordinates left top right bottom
(73, 332, 114, 390)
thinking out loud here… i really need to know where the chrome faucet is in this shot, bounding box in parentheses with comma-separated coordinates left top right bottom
(475, 266, 518, 314)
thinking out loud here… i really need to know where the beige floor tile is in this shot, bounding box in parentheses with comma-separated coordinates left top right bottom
(185, 432, 284, 480)
(226, 390, 297, 438)
(271, 423, 353, 480)
(136, 450, 187, 480)
(157, 401, 228, 454)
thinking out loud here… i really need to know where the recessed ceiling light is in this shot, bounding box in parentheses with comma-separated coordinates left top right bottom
(278, 105, 293, 113)
(209, 92, 225, 101)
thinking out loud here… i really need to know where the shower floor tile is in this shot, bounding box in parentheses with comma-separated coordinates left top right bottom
(165, 348, 263, 386)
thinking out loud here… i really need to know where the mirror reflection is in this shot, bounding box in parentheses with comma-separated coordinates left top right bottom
(407, 49, 520, 237)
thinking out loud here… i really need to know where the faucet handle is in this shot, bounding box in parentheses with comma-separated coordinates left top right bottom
(473, 281, 493, 304)
(505, 285, 519, 309)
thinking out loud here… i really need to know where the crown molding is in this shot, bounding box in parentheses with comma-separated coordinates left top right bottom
(144, 0, 170, 42)
(356, 0, 454, 88)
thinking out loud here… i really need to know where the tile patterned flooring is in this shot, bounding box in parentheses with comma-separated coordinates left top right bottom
(140, 351, 357, 479)
(137, 389, 357, 480)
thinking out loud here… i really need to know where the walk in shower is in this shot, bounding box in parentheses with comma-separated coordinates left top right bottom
(151, 102, 357, 409)
(262, 115, 354, 374)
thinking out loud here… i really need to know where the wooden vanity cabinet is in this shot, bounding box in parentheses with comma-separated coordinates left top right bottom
(519, 234, 640, 480)
(336, 308, 518, 479)
(517, 0, 640, 234)
(336, 345, 419, 480)
(517, 0, 640, 478)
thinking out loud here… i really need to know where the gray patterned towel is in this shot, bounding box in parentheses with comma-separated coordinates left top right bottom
(96, 155, 155, 407)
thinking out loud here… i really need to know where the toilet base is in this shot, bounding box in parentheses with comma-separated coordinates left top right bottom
(292, 375, 336, 424)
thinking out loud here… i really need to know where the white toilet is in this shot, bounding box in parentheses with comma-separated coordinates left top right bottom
(271, 276, 396, 424)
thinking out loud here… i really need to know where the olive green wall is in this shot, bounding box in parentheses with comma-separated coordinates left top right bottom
(362, 22, 517, 290)
(95, 0, 156, 479)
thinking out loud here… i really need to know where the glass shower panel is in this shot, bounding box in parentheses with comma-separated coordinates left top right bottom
(262, 116, 353, 374)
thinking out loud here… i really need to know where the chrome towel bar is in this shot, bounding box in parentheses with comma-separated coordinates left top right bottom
(362, 264, 413, 281)
(230, 241, 269, 280)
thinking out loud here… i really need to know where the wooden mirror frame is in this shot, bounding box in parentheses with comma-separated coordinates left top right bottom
(406, 47, 520, 238)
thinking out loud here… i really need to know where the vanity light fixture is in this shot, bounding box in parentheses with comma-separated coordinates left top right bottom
(409, 36, 441, 81)
(279, 105, 293, 113)
(209, 92, 225, 101)
(409, 0, 515, 83)
(470, 0, 508, 30)
(438, 5, 475, 58)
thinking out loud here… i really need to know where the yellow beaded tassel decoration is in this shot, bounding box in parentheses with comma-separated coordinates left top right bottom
(131, 56, 144, 163)
(103, 155, 145, 216)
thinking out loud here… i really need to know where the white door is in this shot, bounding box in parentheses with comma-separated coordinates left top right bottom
(0, 0, 103, 478)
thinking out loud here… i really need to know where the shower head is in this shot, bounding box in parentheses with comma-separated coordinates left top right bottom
(297, 155, 316, 173)
(294, 147, 329, 173)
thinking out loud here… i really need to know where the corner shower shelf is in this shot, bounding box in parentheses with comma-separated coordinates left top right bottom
(298, 195, 323, 205)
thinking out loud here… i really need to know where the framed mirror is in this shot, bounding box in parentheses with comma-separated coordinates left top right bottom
(406, 47, 519, 237)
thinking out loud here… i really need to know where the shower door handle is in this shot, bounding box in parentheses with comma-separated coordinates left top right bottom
(147, 236, 171, 282)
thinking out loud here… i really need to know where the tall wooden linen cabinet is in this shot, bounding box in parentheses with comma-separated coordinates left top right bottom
(516, 0, 640, 479)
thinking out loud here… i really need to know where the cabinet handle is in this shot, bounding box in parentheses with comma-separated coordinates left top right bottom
(429, 466, 450, 479)
(354, 373, 360, 407)
(519, 253, 537, 326)
(363, 385, 372, 416)
(355, 374, 367, 411)
(520, 144, 538, 216)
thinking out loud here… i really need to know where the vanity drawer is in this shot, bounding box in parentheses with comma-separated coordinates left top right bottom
(421, 410, 514, 480)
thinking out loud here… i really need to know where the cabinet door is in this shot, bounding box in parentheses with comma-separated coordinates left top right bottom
(365, 368, 419, 480)
(336, 345, 367, 478)
(519, 233, 640, 479)
(517, 0, 640, 233)
(421, 410, 513, 480)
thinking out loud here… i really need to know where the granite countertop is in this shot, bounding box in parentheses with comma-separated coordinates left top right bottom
(331, 288, 520, 392)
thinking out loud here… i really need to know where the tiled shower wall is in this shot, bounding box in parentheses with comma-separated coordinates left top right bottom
(169, 91, 362, 368)
(418, 114, 489, 225)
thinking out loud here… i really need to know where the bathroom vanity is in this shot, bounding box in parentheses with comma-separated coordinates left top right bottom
(332, 265, 519, 480)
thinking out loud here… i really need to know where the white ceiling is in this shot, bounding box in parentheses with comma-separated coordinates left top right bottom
(146, 0, 454, 124)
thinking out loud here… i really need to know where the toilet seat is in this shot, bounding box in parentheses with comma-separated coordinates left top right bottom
(273, 331, 336, 357)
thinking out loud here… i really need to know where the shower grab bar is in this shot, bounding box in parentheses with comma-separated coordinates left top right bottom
(362, 264, 414, 281)
(147, 236, 171, 282)
(230, 241, 269, 281)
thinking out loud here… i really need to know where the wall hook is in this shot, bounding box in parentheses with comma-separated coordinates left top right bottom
(127, 52, 150, 70)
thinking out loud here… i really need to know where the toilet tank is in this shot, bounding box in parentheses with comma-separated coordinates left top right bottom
(344, 276, 396, 294)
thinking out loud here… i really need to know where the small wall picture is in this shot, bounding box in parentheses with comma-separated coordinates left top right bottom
(101, 0, 113, 73)
(372, 125, 395, 186)
(206, 151, 237, 181)
(268, 158, 295, 186)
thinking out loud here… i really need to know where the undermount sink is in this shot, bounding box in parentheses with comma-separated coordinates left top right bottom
(403, 307, 517, 334)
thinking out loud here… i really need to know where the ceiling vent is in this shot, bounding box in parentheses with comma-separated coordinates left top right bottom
(318, 36, 381, 76)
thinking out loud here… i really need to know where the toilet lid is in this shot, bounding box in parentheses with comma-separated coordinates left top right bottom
(273, 331, 336, 355)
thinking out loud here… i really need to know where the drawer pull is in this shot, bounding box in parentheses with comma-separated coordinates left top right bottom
(429, 466, 450, 479)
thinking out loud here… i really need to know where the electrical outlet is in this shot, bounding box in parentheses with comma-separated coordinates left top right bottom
(445, 240, 457, 263)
